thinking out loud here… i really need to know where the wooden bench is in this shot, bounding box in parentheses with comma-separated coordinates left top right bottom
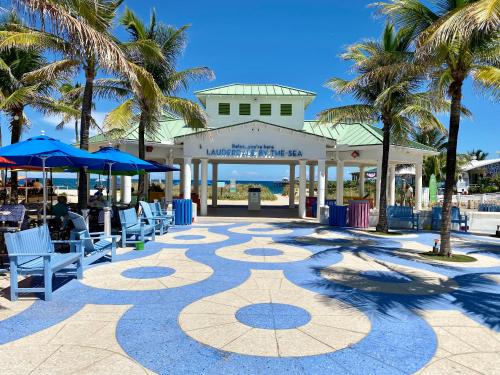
(68, 212, 118, 266)
(431, 206, 468, 231)
(118, 208, 155, 248)
(5, 225, 83, 301)
(387, 206, 420, 230)
(139, 201, 170, 235)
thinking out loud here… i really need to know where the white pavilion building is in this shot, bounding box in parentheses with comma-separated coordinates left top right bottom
(88, 84, 437, 219)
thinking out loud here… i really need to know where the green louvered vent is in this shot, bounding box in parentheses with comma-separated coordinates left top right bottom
(281, 104, 292, 116)
(218, 103, 230, 115)
(239, 103, 251, 115)
(260, 103, 271, 116)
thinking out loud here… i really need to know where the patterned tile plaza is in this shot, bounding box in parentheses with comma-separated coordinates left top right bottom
(0, 221, 499, 374)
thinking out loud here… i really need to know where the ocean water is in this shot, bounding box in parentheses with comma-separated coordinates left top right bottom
(52, 178, 286, 194)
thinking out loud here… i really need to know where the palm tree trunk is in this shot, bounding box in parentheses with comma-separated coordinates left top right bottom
(440, 79, 463, 256)
(376, 116, 391, 233)
(137, 110, 147, 202)
(77, 66, 95, 211)
(74, 119, 79, 144)
(9, 107, 23, 202)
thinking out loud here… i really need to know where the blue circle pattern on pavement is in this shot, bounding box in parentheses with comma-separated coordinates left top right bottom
(361, 270, 413, 283)
(236, 303, 311, 329)
(1, 222, 499, 375)
(121, 266, 176, 279)
(244, 248, 284, 256)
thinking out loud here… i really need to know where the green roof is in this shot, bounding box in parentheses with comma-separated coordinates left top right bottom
(195, 84, 316, 106)
(303, 121, 437, 152)
(89, 116, 436, 153)
(87, 114, 197, 144)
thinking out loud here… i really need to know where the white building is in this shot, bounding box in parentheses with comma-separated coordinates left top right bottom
(88, 84, 437, 219)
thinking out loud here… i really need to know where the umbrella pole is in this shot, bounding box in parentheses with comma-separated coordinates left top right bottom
(42, 157, 47, 225)
(107, 162, 112, 204)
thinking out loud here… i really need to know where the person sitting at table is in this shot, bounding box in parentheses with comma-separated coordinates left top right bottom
(32, 179, 43, 194)
(89, 193, 106, 208)
(52, 195, 69, 219)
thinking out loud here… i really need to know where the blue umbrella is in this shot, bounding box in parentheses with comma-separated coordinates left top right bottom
(91, 146, 155, 202)
(145, 160, 179, 172)
(0, 134, 104, 223)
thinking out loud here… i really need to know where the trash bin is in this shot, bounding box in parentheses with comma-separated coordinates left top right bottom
(319, 205, 330, 224)
(329, 205, 348, 226)
(173, 199, 192, 225)
(248, 187, 261, 211)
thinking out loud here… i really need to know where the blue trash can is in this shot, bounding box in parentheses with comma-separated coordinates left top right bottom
(325, 199, 336, 207)
(329, 205, 348, 226)
(173, 199, 192, 225)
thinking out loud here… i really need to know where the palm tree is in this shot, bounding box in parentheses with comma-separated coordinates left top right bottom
(6, 0, 161, 210)
(468, 148, 489, 160)
(413, 127, 448, 185)
(0, 11, 78, 197)
(55, 80, 128, 143)
(376, 0, 499, 254)
(318, 24, 445, 232)
(104, 8, 213, 201)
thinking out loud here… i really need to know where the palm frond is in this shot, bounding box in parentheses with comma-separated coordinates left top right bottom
(21, 58, 78, 85)
(163, 96, 207, 129)
(317, 104, 378, 125)
(103, 99, 137, 130)
(472, 65, 500, 100)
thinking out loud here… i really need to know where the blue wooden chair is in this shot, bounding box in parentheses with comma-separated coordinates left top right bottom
(68, 212, 118, 266)
(150, 201, 175, 226)
(139, 201, 170, 235)
(5, 225, 83, 301)
(118, 208, 155, 247)
(387, 206, 420, 230)
(431, 206, 468, 231)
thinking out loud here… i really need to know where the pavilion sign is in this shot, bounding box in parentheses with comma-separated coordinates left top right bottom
(206, 144, 303, 158)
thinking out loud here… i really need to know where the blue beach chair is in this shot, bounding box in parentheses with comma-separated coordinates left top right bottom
(118, 208, 155, 247)
(5, 225, 83, 301)
(68, 212, 118, 266)
(387, 206, 420, 230)
(139, 201, 170, 235)
(431, 206, 468, 231)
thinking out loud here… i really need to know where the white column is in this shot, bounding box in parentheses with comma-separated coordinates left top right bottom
(289, 163, 295, 208)
(103, 206, 111, 235)
(336, 160, 344, 205)
(179, 162, 185, 196)
(376, 161, 382, 209)
(389, 164, 396, 206)
(359, 165, 365, 197)
(200, 159, 208, 216)
(212, 162, 218, 207)
(298, 160, 307, 218)
(165, 157, 173, 201)
(121, 175, 132, 204)
(317, 159, 326, 219)
(325, 165, 329, 198)
(308, 164, 315, 197)
(192, 159, 200, 196)
(415, 162, 423, 210)
(183, 157, 192, 199)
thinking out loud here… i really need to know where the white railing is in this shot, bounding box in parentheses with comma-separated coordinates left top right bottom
(438, 192, 500, 209)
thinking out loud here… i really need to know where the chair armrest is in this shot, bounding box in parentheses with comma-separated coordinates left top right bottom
(8, 252, 52, 257)
(52, 240, 84, 244)
(89, 231, 106, 236)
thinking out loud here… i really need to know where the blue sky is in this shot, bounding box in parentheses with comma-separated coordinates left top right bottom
(3, 0, 499, 181)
